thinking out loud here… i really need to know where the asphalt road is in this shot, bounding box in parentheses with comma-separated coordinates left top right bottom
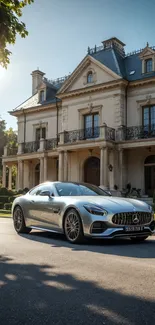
(0, 219, 155, 325)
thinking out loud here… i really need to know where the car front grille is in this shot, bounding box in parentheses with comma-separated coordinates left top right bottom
(112, 212, 152, 226)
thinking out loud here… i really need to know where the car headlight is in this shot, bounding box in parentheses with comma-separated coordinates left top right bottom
(84, 204, 108, 216)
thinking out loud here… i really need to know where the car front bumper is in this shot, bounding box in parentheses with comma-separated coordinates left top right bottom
(88, 223, 155, 239)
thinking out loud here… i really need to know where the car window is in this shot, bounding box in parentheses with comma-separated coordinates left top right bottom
(29, 184, 54, 196)
(55, 183, 109, 196)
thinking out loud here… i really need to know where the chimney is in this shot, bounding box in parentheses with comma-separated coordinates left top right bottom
(102, 37, 126, 57)
(31, 69, 45, 95)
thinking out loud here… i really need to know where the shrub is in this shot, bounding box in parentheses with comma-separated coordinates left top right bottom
(4, 203, 12, 210)
(8, 194, 22, 203)
(17, 189, 23, 194)
(0, 187, 9, 196)
(0, 202, 4, 209)
(0, 196, 9, 203)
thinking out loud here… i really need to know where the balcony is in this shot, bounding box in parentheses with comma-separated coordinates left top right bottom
(45, 138, 57, 150)
(116, 125, 155, 141)
(62, 125, 115, 144)
(23, 141, 40, 153)
(3, 146, 18, 156)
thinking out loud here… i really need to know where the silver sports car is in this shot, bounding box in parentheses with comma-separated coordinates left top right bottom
(12, 181, 155, 243)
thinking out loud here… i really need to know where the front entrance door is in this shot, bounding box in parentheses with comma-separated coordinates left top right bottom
(84, 156, 100, 186)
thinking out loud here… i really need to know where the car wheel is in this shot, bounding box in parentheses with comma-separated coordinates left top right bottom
(64, 209, 84, 244)
(130, 236, 148, 242)
(13, 206, 31, 234)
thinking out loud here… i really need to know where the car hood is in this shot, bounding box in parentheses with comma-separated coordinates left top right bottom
(73, 196, 151, 213)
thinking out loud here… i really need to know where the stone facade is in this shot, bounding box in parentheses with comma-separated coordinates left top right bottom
(2, 37, 155, 198)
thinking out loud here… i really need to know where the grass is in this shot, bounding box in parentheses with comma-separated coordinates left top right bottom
(0, 209, 11, 218)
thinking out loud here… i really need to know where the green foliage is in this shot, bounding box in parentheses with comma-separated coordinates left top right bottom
(0, 187, 9, 195)
(0, 196, 9, 203)
(0, 0, 34, 68)
(0, 209, 11, 214)
(0, 202, 4, 209)
(5, 128, 17, 148)
(4, 202, 12, 210)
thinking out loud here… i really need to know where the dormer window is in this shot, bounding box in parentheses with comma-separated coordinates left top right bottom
(40, 90, 45, 102)
(87, 71, 93, 83)
(145, 59, 152, 73)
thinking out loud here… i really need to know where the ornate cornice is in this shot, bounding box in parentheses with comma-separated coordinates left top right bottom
(129, 76, 155, 88)
(58, 79, 128, 100)
(10, 102, 61, 117)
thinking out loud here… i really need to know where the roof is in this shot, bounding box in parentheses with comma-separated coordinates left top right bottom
(13, 81, 61, 112)
(12, 43, 155, 113)
(91, 46, 155, 81)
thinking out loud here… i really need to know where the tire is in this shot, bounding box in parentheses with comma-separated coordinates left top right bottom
(64, 208, 84, 244)
(130, 236, 148, 243)
(13, 206, 31, 234)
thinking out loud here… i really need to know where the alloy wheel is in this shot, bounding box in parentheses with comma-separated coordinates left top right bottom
(65, 212, 80, 242)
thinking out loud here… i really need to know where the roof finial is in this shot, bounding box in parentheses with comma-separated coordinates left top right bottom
(37, 66, 39, 70)
(146, 42, 149, 47)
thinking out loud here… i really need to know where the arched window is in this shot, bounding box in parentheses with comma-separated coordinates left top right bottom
(87, 71, 93, 83)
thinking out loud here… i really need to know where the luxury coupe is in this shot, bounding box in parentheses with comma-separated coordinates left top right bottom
(12, 181, 155, 243)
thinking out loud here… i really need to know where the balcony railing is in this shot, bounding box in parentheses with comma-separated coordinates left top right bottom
(45, 138, 57, 150)
(63, 126, 115, 144)
(7, 147, 18, 156)
(106, 127, 115, 141)
(64, 127, 100, 144)
(23, 141, 40, 153)
(125, 125, 155, 141)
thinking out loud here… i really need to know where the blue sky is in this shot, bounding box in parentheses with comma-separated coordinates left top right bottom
(0, 0, 155, 130)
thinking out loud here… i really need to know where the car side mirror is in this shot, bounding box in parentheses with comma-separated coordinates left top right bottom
(40, 190, 51, 197)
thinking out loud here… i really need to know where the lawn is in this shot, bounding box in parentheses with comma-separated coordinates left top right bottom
(0, 210, 11, 218)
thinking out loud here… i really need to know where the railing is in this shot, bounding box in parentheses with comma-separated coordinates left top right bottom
(106, 127, 115, 141)
(23, 141, 40, 153)
(45, 138, 57, 150)
(125, 125, 155, 140)
(64, 127, 100, 144)
(7, 147, 18, 156)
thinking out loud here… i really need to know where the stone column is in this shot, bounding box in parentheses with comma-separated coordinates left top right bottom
(44, 156, 48, 181)
(64, 151, 68, 181)
(2, 163, 7, 188)
(58, 151, 64, 181)
(40, 157, 44, 183)
(15, 165, 18, 190)
(17, 160, 24, 190)
(100, 146, 108, 188)
(119, 148, 124, 191)
(8, 166, 12, 190)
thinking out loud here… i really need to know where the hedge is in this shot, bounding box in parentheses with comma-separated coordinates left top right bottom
(4, 203, 12, 210)
(0, 196, 9, 203)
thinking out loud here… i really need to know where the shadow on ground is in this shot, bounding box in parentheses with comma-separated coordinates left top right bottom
(0, 254, 154, 325)
(21, 230, 155, 259)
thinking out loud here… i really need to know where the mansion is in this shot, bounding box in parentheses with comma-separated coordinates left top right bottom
(2, 37, 155, 198)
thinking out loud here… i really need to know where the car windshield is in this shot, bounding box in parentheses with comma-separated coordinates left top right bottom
(55, 183, 110, 196)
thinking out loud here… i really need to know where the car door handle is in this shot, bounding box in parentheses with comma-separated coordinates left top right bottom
(31, 200, 35, 203)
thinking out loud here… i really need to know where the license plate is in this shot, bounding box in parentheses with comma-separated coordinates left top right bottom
(125, 226, 143, 232)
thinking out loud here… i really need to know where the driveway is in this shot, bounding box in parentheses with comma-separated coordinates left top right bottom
(0, 218, 155, 325)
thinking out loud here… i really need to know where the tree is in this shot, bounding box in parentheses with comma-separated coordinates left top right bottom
(0, 0, 34, 68)
(5, 127, 17, 148)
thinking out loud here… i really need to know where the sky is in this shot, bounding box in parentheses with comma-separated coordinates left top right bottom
(0, 0, 155, 130)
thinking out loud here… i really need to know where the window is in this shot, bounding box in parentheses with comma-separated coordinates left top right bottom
(40, 90, 45, 102)
(143, 106, 155, 133)
(84, 113, 99, 138)
(87, 71, 93, 83)
(29, 184, 54, 196)
(55, 182, 109, 197)
(145, 59, 152, 73)
(36, 127, 46, 141)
